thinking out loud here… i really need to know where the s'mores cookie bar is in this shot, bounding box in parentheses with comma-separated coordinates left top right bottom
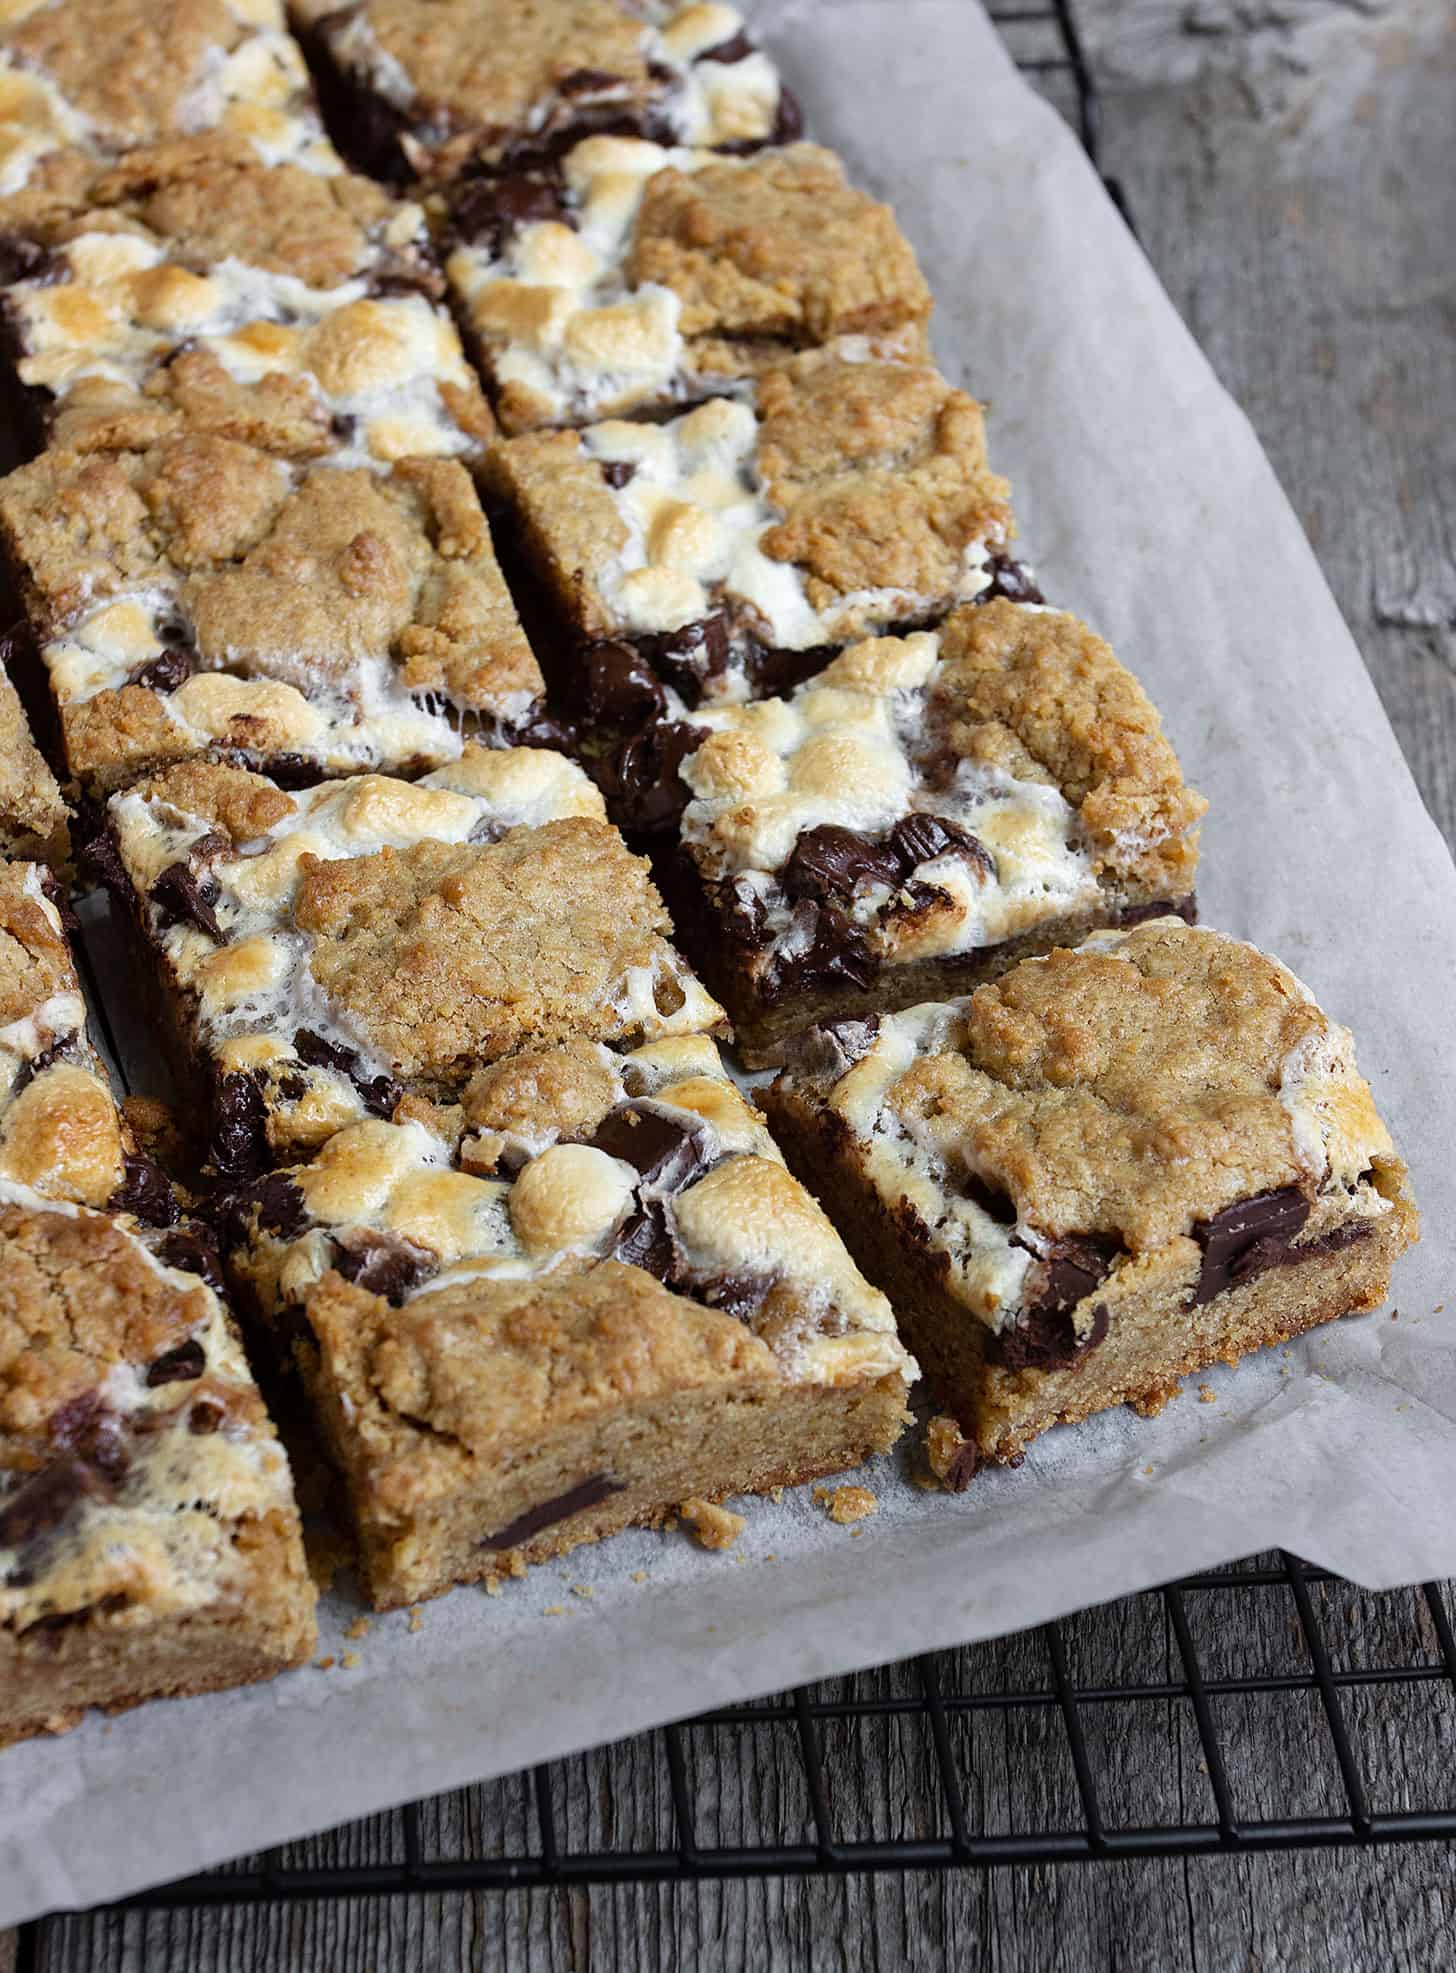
(0, 642, 68, 866)
(0, 435, 545, 795)
(640, 599, 1205, 1064)
(761, 920, 1418, 1469)
(0, 1189, 316, 1744)
(0, 0, 330, 213)
(0, 135, 494, 467)
(96, 747, 725, 1176)
(219, 1033, 914, 1604)
(291, 0, 797, 187)
(485, 348, 1015, 716)
(447, 137, 931, 432)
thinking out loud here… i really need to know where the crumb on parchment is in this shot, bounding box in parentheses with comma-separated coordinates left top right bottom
(1198, 1384, 1217, 1404)
(407, 1607, 424, 1633)
(925, 1415, 978, 1493)
(680, 1497, 747, 1550)
(341, 1651, 360, 1670)
(813, 1484, 877, 1525)
(345, 1616, 371, 1640)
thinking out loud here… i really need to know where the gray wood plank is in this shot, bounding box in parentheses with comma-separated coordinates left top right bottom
(19, 3, 1456, 1968)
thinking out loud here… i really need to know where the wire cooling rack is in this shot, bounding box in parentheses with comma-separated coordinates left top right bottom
(17, 10, 1454, 1948)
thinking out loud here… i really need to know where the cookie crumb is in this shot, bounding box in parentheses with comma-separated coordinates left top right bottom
(345, 1616, 371, 1640)
(407, 1607, 423, 1633)
(1142, 1464, 1155, 1477)
(814, 1484, 877, 1525)
(631, 1569, 648, 1583)
(925, 1415, 977, 1492)
(341, 1650, 360, 1670)
(1198, 1384, 1217, 1404)
(769, 1486, 784, 1504)
(543, 1603, 567, 1616)
(313, 1655, 336, 1671)
(680, 1497, 747, 1550)
(570, 1583, 595, 1600)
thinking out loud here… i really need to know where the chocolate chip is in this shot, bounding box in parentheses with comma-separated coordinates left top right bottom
(766, 899, 878, 1000)
(149, 860, 222, 941)
(1191, 1187, 1311, 1306)
(210, 1071, 268, 1180)
(109, 1153, 179, 1228)
(783, 825, 902, 902)
(612, 1200, 677, 1281)
(154, 1225, 225, 1292)
(292, 1028, 401, 1120)
(699, 28, 755, 62)
(480, 1472, 624, 1550)
(573, 639, 667, 728)
(600, 459, 635, 489)
(596, 719, 705, 835)
(1117, 897, 1199, 929)
(146, 1338, 206, 1386)
(332, 1228, 434, 1302)
(126, 647, 195, 693)
(590, 1101, 711, 1192)
(448, 168, 569, 252)
(697, 1271, 772, 1321)
(889, 813, 995, 879)
(188, 1398, 226, 1435)
(979, 555, 1045, 606)
(0, 1458, 96, 1549)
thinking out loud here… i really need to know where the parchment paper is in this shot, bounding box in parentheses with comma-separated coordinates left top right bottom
(5, 0, 1456, 1923)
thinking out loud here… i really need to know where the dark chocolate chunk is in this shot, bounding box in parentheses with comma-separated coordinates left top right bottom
(0, 234, 58, 285)
(612, 1200, 677, 1280)
(154, 1225, 225, 1292)
(637, 613, 731, 699)
(740, 636, 836, 699)
(600, 459, 636, 489)
(480, 1472, 625, 1550)
(596, 719, 705, 835)
(448, 167, 569, 252)
(0, 1458, 96, 1549)
(939, 1440, 979, 1492)
(149, 860, 222, 941)
(979, 555, 1045, 606)
(889, 813, 995, 879)
(50, 1391, 127, 1484)
(772, 87, 804, 144)
(721, 874, 769, 947)
(217, 1171, 309, 1250)
(558, 66, 621, 94)
(697, 1271, 773, 1321)
(109, 1153, 179, 1228)
(8, 1038, 67, 1100)
(1191, 1187, 1311, 1306)
(699, 28, 755, 62)
(802, 1013, 881, 1078)
(146, 1338, 206, 1387)
(332, 1228, 434, 1302)
(590, 1101, 711, 1192)
(210, 1071, 269, 1180)
(292, 1028, 401, 1119)
(783, 825, 902, 902)
(126, 647, 195, 693)
(766, 899, 877, 999)
(1023, 1233, 1121, 1317)
(266, 753, 324, 790)
(573, 639, 667, 727)
(1116, 896, 1199, 929)
(993, 1299, 1110, 1372)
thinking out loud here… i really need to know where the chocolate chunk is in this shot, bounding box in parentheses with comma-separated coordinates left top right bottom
(772, 87, 804, 144)
(481, 1472, 625, 1550)
(802, 1013, 881, 1078)
(0, 1458, 96, 1549)
(188, 1398, 226, 1435)
(265, 753, 323, 790)
(939, 1440, 980, 1492)
(149, 860, 222, 941)
(109, 1153, 179, 1228)
(448, 168, 569, 252)
(889, 813, 995, 879)
(292, 1028, 401, 1119)
(697, 1271, 772, 1321)
(612, 1200, 677, 1280)
(767, 900, 878, 999)
(979, 555, 1045, 606)
(217, 1171, 309, 1250)
(722, 874, 769, 947)
(741, 637, 836, 699)
(154, 1225, 225, 1291)
(597, 719, 705, 835)
(590, 1101, 711, 1192)
(1191, 1187, 1311, 1305)
(146, 1338, 206, 1386)
(50, 1392, 127, 1484)
(994, 1299, 1110, 1373)
(573, 639, 667, 727)
(637, 614, 731, 700)
(1116, 896, 1199, 929)
(332, 1228, 434, 1302)
(0, 234, 58, 285)
(783, 825, 902, 902)
(210, 1071, 268, 1180)
(558, 66, 620, 94)
(699, 28, 755, 62)
(600, 459, 635, 489)
(504, 701, 576, 752)
(127, 647, 195, 693)
(1024, 1232, 1121, 1317)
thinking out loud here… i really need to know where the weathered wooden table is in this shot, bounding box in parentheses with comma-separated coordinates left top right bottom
(8, 2, 1455, 1964)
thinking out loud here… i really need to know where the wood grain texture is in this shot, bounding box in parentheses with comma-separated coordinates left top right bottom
(12, 1, 1456, 1966)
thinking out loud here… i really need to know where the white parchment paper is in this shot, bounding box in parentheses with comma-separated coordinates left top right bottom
(4, 0, 1456, 1923)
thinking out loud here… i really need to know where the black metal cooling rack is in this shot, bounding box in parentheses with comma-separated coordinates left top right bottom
(18, 10, 1455, 1947)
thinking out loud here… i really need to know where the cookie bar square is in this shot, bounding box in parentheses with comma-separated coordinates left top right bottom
(761, 919, 1419, 1469)
(0, 1184, 316, 1745)
(0, 0, 331, 210)
(0, 134, 495, 468)
(446, 136, 931, 432)
(484, 348, 1015, 716)
(290, 0, 798, 187)
(640, 599, 1206, 1064)
(0, 647, 68, 866)
(97, 747, 726, 1177)
(219, 1033, 914, 1604)
(0, 435, 545, 794)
